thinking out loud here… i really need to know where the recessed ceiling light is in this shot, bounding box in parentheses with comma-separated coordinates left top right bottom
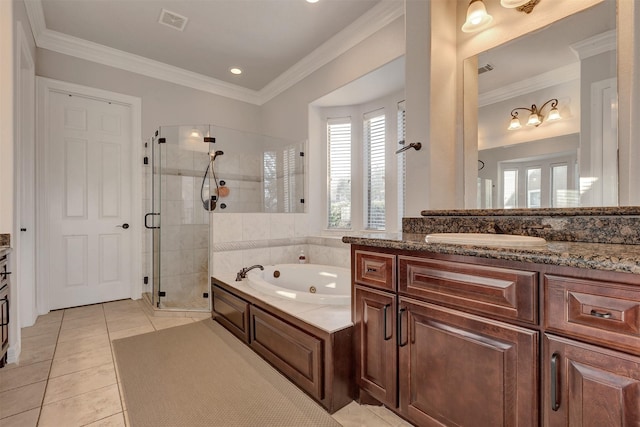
(306, 0, 319, 3)
(229, 67, 242, 75)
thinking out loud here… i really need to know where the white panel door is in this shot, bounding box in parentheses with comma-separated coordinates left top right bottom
(47, 91, 132, 309)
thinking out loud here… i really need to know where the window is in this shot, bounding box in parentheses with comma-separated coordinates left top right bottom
(263, 151, 277, 212)
(397, 101, 406, 229)
(499, 154, 578, 208)
(364, 110, 385, 230)
(327, 118, 351, 229)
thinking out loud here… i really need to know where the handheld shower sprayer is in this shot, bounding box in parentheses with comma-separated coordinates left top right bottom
(201, 150, 224, 211)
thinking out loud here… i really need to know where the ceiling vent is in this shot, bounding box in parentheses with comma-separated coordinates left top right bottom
(158, 9, 189, 32)
(478, 63, 494, 75)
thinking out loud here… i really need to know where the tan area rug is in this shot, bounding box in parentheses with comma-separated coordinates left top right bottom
(113, 319, 341, 427)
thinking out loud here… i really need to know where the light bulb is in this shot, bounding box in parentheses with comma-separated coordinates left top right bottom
(461, 0, 493, 33)
(527, 113, 541, 127)
(508, 117, 522, 130)
(547, 107, 561, 121)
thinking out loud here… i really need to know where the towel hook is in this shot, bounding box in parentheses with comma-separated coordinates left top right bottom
(395, 142, 422, 154)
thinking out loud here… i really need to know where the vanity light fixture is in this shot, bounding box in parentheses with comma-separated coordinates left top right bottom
(500, 0, 541, 14)
(461, 0, 493, 33)
(507, 98, 561, 130)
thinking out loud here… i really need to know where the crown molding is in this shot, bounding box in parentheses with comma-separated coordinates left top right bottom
(258, 0, 405, 104)
(479, 62, 580, 107)
(24, 0, 405, 106)
(570, 29, 616, 60)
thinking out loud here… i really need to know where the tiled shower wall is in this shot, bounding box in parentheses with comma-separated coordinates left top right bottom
(211, 213, 351, 275)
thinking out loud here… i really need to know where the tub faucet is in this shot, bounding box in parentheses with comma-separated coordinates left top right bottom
(235, 264, 264, 281)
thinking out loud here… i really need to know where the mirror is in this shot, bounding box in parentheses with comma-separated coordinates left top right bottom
(466, 0, 617, 209)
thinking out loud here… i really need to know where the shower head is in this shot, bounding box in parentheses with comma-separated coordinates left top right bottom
(211, 150, 224, 160)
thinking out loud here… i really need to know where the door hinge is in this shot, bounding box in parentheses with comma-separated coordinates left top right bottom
(299, 151, 305, 157)
(143, 156, 149, 165)
(158, 138, 166, 144)
(143, 276, 149, 285)
(300, 198, 305, 204)
(202, 292, 209, 298)
(158, 291, 166, 297)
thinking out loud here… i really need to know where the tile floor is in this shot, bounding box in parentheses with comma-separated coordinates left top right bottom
(0, 299, 413, 427)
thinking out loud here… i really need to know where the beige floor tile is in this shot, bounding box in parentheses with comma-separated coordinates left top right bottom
(34, 310, 64, 325)
(149, 316, 196, 330)
(0, 407, 40, 427)
(50, 345, 114, 378)
(0, 342, 55, 371)
(365, 405, 415, 426)
(106, 315, 152, 333)
(85, 412, 126, 427)
(0, 360, 50, 393)
(38, 383, 122, 427)
(108, 324, 155, 341)
(20, 320, 61, 339)
(62, 306, 105, 323)
(57, 324, 109, 344)
(20, 331, 59, 348)
(123, 410, 130, 427)
(332, 401, 395, 427)
(0, 380, 46, 419)
(54, 333, 111, 359)
(61, 314, 106, 332)
(44, 363, 116, 405)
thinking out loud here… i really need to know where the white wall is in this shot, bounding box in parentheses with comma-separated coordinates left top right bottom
(261, 16, 405, 233)
(36, 49, 262, 137)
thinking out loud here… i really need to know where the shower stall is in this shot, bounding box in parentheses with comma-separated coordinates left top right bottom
(144, 125, 214, 311)
(144, 124, 305, 312)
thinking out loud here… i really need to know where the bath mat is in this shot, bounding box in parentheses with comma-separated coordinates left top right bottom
(112, 319, 341, 427)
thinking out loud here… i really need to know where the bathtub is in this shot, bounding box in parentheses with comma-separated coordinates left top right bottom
(246, 264, 351, 305)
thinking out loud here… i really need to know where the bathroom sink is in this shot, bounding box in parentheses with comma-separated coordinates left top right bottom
(425, 233, 546, 248)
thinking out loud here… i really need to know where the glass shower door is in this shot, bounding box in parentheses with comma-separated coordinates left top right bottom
(151, 125, 212, 311)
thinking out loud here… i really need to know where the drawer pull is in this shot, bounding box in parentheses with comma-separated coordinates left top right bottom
(590, 309, 612, 319)
(551, 352, 560, 411)
(366, 267, 377, 273)
(383, 304, 392, 341)
(397, 307, 408, 347)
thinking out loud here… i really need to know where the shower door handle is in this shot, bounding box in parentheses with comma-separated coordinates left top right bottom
(144, 213, 160, 229)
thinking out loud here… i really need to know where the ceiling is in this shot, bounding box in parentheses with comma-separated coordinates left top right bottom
(28, 0, 404, 104)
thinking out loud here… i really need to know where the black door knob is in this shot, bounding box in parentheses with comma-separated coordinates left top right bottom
(117, 223, 130, 229)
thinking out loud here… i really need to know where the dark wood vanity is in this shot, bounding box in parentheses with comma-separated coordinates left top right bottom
(350, 244, 640, 427)
(210, 278, 354, 414)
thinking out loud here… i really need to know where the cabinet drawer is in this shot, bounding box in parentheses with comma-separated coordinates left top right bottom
(212, 285, 250, 343)
(544, 275, 640, 356)
(399, 256, 538, 324)
(355, 250, 396, 291)
(250, 306, 323, 400)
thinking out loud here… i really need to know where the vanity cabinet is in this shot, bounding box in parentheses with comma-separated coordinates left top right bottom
(211, 280, 354, 413)
(542, 334, 640, 427)
(0, 253, 10, 368)
(353, 244, 640, 427)
(353, 247, 539, 427)
(542, 273, 640, 426)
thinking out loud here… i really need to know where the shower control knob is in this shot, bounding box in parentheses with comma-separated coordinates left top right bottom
(117, 223, 130, 229)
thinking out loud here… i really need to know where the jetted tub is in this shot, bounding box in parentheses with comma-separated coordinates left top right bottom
(246, 264, 350, 305)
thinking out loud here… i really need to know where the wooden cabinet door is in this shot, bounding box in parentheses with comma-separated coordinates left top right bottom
(399, 298, 539, 427)
(543, 334, 640, 427)
(354, 285, 397, 407)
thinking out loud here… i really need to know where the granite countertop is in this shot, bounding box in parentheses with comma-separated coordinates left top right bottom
(342, 233, 640, 275)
